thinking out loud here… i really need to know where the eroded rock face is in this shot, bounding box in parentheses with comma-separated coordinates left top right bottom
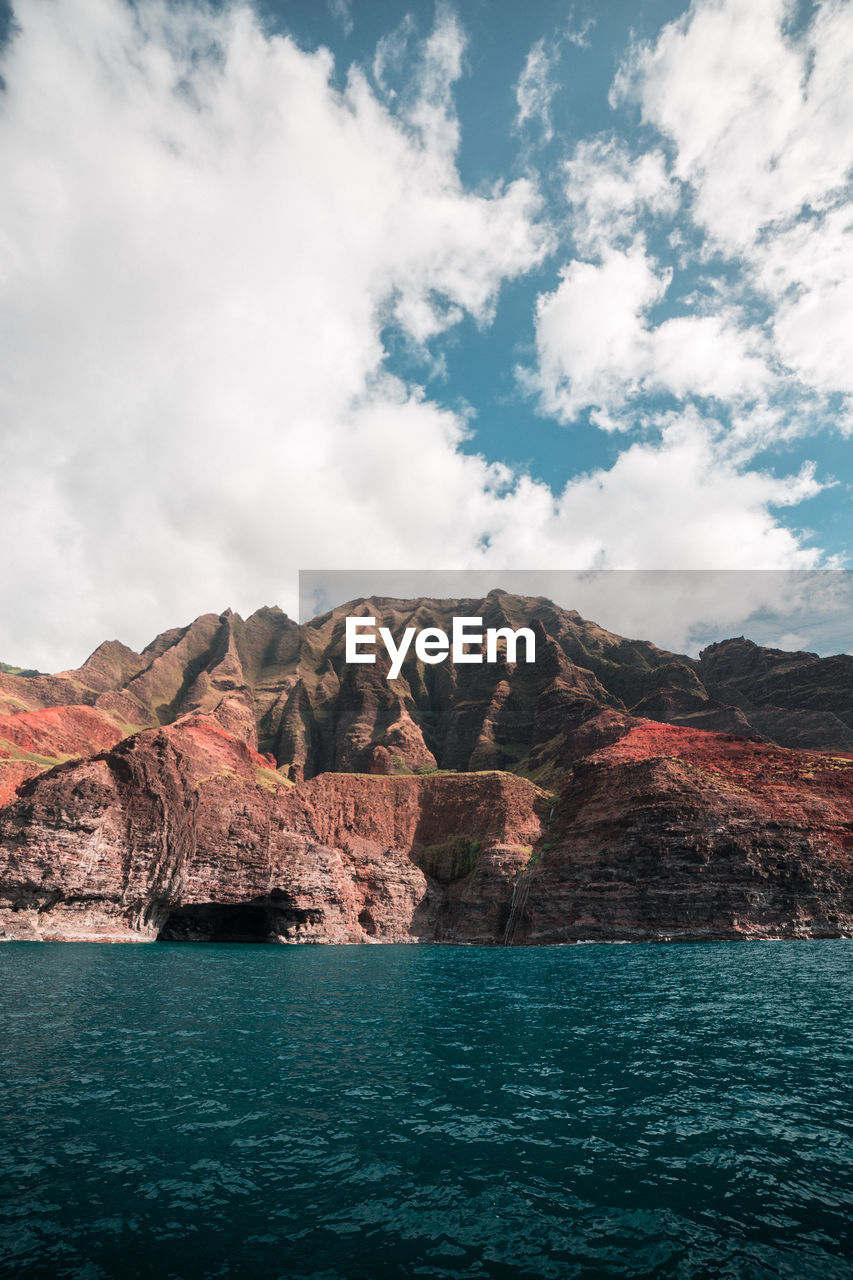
(515, 722, 853, 943)
(1, 596, 852, 945)
(0, 716, 545, 943)
(1, 710, 851, 944)
(697, 638, 853, 751)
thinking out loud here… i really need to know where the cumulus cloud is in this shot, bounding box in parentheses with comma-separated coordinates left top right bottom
(614, 0, 853, 252)
(484, 410, 821, 572)
(0, 0, 549, 666)
(528, 245, 667, 421)
(525, 132, 775, 424)
(613, 0, 853, 402)
(565, 137, 679, 256)
(404, 5, 467, 158)
(525, 0, 852, 491)
(527, 244, 771, 423)
(757, 206, 853, 397)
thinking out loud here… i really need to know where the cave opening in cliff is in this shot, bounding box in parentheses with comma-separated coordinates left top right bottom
(157, 902, 275, 943)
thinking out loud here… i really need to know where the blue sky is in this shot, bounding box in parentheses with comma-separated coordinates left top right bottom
(0, 0, 851, 667)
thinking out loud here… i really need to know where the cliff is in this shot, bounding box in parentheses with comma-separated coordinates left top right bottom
(1, 594, 851, 944)
(0, 714, 544, 943)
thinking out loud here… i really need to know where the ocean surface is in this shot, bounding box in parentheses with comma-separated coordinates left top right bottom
(1, 942, 852, 1280)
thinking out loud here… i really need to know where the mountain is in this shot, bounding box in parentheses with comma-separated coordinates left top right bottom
(1, 593, 852, 944)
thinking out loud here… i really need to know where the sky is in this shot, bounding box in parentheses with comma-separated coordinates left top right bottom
(0, 0, 851, 668)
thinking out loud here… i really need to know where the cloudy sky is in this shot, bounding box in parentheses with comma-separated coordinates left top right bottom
(0, 0, 851, 668)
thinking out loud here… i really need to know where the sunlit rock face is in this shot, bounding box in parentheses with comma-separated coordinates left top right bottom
(1, 596, 852, 944)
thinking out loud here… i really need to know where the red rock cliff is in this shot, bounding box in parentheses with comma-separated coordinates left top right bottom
(1, 597, 852, 945)
(0, 716, 545, 943)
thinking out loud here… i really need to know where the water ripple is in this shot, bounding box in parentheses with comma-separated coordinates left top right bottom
(1, 941, 852, 1278)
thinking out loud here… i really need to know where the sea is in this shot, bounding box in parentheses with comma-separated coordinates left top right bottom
(1, 941, 852, 1280)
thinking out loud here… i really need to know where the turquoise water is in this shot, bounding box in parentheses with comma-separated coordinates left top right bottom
(1, 942, 852, 1279)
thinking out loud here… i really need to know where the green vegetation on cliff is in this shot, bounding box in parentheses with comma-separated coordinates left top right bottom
(0, 661, 41, 677)
(416, 835, 482, 883)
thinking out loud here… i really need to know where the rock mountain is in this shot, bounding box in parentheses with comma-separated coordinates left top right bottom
(1, 592, 851, 944)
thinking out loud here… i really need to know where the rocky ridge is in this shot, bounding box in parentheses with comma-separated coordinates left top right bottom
(1, 593, 851, 944)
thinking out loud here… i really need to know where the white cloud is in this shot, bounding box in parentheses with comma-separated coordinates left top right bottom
(565, 137, 679, 256)
(527, 0, 853, 461)
(616, 0, 853, 252)
(0, 0, 547, 667)
(405, 6, 467, 159)
(514, 13, 598, 143)
(515, 38, 557, 142)
(650, 313, 770, 401)
(371, 7, 465, 159)
(755, 205, 853, 396)
(613, 0, 853, 401)
(565, 12, 595, 49)
(527, 244, 770, 423)
(371, 14, 415, 101)
(327, 0, 353, 38)
(528, 135, 772, 424)
(528, 245, 667, 421)
(483, 410, 822, 576)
